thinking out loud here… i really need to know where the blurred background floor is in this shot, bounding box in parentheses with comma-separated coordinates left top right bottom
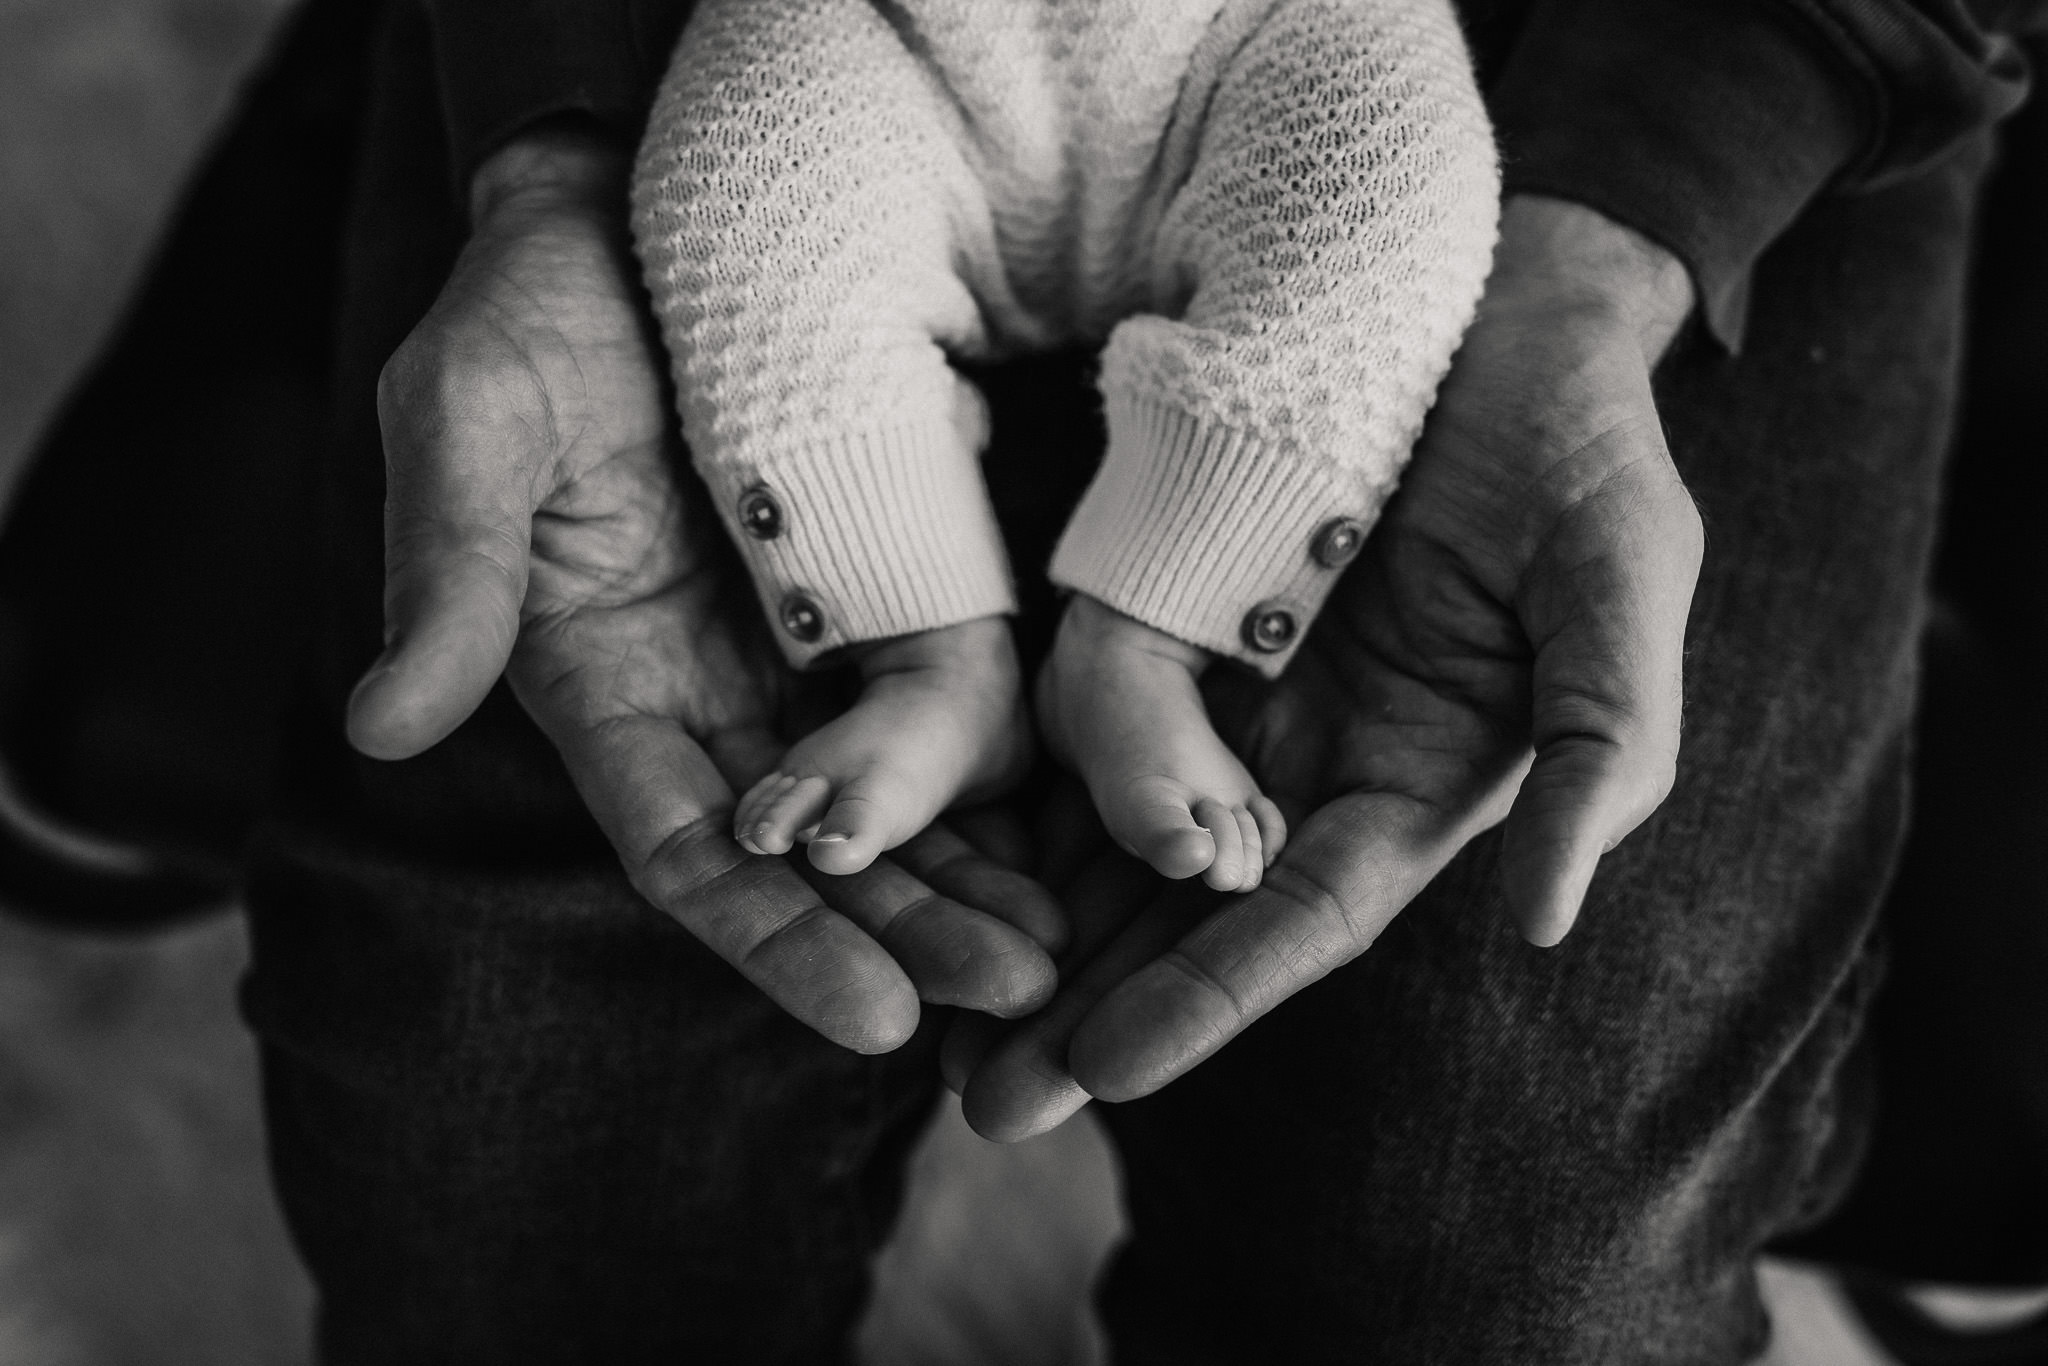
(0, 913, 307, 1365)
(0, 1, 1915, 1361)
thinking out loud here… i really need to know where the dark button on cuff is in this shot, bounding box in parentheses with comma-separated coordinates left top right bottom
(779, 592, 825, 644)
(1242, 602, 1298, 654)
(737, 485, 784, 540)
(1310, 517, 1366, 569)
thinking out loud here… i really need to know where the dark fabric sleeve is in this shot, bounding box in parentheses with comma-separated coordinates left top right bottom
(1489, 0, 2039, 349)
(422, 0, 697, 197)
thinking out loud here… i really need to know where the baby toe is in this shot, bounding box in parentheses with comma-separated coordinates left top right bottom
(741, 774, 831, 857)
(1195, 797, 1247, 893)
(1233, 805, 1265, 892)
(733, 772, 794, 853)
(1109, 784, 1215, 881)
(1249, 796, 1288, 865)
(805, 783, 904, 877)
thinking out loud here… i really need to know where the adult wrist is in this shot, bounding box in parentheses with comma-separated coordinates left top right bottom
(467, 116, 630, 227)
(1492, 196, 1697, 365)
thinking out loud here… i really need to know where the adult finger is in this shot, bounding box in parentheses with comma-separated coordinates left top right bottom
(1502, 455, 1702, 946)
(892, 822, 1070, 956)
(347, 337, 540, 760)
(544, 705, 922, 1054)
(793, 828, 1061, 1020)
(708, 720, 1066, 1007)
(937, 830, 1147, 1102)
(933, 802, 1035, 878)
(1065, 786, 1502, 1105)
(957, 850, 1175, 1141)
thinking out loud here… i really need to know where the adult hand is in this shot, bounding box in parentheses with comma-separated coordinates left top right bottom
(961, 195, 1702, 1138)
(344, 125, 1061, 1054)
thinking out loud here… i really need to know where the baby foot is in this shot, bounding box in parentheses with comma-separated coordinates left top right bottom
(734, 616, 1029, 876)
(1038, 595, 1286, 892)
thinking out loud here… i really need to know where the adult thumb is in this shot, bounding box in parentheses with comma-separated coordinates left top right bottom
(1501, 459, 1701, 946)
(345, 344, 539, 760)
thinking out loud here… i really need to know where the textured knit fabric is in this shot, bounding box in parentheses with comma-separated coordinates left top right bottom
(631, 0, 1499, 672)
(240, 8, 2010, 1355)
(26, 0, 2046, 1360)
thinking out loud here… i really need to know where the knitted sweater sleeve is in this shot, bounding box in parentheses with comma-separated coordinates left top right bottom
(1049, 0, 1499, 676)
(629, 0, 1015, 668)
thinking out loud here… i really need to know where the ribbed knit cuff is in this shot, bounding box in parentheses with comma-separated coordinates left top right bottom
(701, 422, 1017, 669)
(1050, 394, 1388, 678)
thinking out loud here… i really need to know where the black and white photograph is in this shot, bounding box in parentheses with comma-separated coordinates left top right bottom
(0, 0, 2043, 1361)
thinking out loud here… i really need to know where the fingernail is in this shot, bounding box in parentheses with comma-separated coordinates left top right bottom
(795, 823, 821, 842)
(809, 831, 848, 845)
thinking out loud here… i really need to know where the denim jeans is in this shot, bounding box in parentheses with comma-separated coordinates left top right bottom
(236, 3, 1995, 1361)
(1778, 70, 2048, 1286)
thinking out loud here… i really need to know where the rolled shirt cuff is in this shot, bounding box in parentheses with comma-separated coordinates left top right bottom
(424, 0, 693, 198)
(1049, 394, 1389, 679)
(1488, 0, 1866, 351)
(700, 420, 1017, 669)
